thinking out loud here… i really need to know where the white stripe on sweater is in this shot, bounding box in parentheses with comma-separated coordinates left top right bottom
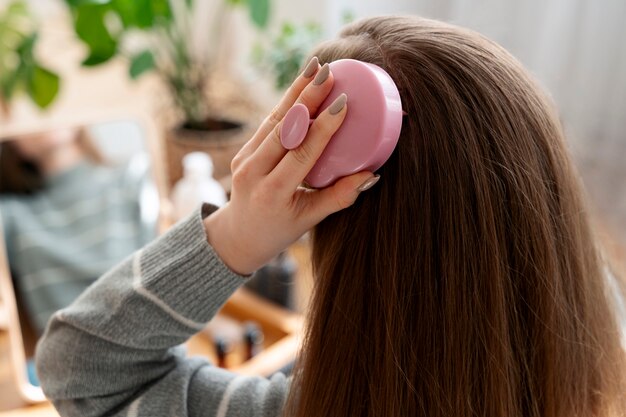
(216, 376, 248, 417)
(127, 397, 141, 417)
(132, 251, 205, 331)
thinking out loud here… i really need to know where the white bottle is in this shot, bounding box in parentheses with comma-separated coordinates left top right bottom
(171, 152, 227, 220)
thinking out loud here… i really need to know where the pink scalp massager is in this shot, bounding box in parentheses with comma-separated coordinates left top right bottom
(280, 59, 403, 188)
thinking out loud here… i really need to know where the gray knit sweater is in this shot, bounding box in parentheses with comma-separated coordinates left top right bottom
(35, 204, 291, 417)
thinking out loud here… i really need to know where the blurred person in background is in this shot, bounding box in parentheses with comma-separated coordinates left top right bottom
(0, 128, 156, 338)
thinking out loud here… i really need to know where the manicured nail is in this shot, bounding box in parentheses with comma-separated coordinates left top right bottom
(302, 57, 319, 78)
(280, 103, 310, 150)
(357, 175, 380, 192)
(328, 93, 347, 115)
(313, 63, 330, 85)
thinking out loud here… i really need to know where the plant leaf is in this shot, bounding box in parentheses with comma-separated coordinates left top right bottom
(1, 60, 27, 100)
(129, 50, 155, 79)
(81, 52, 113, 66)
(246, 0, 269, 29)
(27, 65, 60, 109)
(16, 31, 37, 57)
(134, 0, 154, 28)
(0, 3, 61, 110)
(110, 0, 136, 28)
(74, 4, 117, 66)
(65, 0, 111, 6)
(109, 0, 169, 28)
(151, 0, 172, 19)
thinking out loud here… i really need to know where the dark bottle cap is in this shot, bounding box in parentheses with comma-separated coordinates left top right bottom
(243, 322, 264, 360)
(214, 336, 231, 368)
(244, 322, 264, 345)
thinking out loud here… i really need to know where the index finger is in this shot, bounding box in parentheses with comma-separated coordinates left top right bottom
(235, 57, 320, 161)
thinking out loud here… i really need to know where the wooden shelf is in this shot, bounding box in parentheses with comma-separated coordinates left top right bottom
(186, 287, 304, 376)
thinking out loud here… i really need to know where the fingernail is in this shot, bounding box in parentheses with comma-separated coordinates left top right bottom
(302, 57, 319, 78)
(313, 63, 330, 85)
(357, 175, 380, 192)
(328, 93, 347, 115)
(280, 104, 310, 150)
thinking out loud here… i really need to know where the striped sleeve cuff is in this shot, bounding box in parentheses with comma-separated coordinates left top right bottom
(138, 204, 248, 326)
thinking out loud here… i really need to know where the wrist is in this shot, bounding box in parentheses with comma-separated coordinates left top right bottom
(203, 208, 255, 276)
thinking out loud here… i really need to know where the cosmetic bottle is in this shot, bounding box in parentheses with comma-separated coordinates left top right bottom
(171, 152, 227, 220)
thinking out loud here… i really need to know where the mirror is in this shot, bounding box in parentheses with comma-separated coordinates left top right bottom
(0, 120, 160, 409)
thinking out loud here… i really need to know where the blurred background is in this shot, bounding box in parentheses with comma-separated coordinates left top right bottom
(1, 0, 624, 240)
(0, 0, 624, 413)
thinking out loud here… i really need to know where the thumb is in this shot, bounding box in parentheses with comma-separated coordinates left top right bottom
(308, 172, 380, 223)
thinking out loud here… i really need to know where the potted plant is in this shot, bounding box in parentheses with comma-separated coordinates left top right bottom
(0, 1, 60, 119)
(62, 0, 270, 184)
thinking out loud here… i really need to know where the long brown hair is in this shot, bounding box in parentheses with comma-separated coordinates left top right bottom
(0, 127, 104, 194)
(286, 16, 626, 417)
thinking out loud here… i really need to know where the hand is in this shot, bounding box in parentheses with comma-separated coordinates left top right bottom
(203, 58, 379, 276)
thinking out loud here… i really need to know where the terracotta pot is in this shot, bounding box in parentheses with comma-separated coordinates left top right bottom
(158, 72, 266, 194)
(164, 117, 251, 189)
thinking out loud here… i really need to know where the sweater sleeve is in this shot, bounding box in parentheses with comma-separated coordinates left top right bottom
(35, 204, 291, 417)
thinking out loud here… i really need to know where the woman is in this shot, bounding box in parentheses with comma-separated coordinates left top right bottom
(0, 128, 156, 335)
(36, 16, 625, 417)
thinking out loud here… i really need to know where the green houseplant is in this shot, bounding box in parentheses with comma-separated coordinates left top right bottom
(0, 1, 60, 118)
(253, 21, 322, 90)
(253, 10, 354, 91)
(63, 0, 271, 182)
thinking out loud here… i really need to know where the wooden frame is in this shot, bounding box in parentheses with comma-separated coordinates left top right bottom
(0, 218, 46, 407)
